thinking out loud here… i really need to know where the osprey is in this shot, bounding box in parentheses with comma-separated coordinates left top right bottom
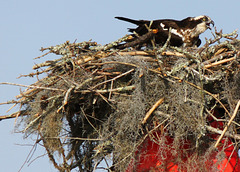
(115, 15, 214, 47)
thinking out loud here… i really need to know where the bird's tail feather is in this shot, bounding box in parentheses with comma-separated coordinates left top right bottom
(115, 17, 143, 25)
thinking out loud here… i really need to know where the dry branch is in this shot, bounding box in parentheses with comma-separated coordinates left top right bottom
(142, 98, 164, 124)
(0, 110, 28, 121)
(204, 56, 236, 69)
(0, 82, 65, 92)
(214, 100, 240, 147)
(201, 50, 235, 66)
(117, 51, 149, 56)
(117, 29, 158, 49)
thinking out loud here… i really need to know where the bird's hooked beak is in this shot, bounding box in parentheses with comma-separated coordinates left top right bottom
(206, 19, 214, 30)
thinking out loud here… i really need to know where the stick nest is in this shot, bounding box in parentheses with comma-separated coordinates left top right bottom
(1, 29, 240, 171)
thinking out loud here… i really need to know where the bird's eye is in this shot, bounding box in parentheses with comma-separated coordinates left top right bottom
(202, 18, 206, 21)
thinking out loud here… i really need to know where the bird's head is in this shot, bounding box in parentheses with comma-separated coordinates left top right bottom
(188, 15, 214, 37)
(194, 15, 214, 29)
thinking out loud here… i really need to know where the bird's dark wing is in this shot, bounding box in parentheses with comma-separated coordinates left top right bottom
(149, 20, 184, 46)
(156, 20, 180, 30)
(115, 17, 142, 25)
(115, 16, 151, 35)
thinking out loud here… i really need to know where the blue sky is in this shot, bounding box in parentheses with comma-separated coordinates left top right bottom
(0, 0, 239, 171)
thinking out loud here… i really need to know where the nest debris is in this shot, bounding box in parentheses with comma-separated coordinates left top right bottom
(0, 29, 240, 172)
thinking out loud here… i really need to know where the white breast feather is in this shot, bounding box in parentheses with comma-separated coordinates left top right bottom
(160, 23, 184, 40)
(191, 23, 207, 37)
(171, 29, 184, 39)
(160, 23, 167, 30)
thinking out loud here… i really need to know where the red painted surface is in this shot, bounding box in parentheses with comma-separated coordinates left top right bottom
(126, 111, 240, 172)
(126, 135, 240, 172)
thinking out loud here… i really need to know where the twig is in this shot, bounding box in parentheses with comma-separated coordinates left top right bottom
(81, 108, 99, 134)
(84, 61, 138, 68)
(117, 50, 185, 58)
(142, 98, 164, 124)
(117, 30, 158, 49)
(78, 85, 136, 94)
(75, 76, 104, 90)
(23, 112, 44, 132)
(38, 130, 65, 171)
(57, 86, 75, 113)
(75, 56, 95, 65)
(214, 100, 240, 148)
(103, 34, 132, 50)
(206, 126, 240, 140)
(223, 143, 237, 171)
(0, 82, 65, 92)
(15, 76, 60, 99)
(161, 51, 185, 57)
(203, 29, 238, 49)
(85, 61, 165, 78)
(204, 56, 236, 69)
(108, 80, 114, 100)
(34, 50, 52, 59)
(27, 153, 48, 168)
(157, 27, 172, 53)
(0, 110, 28, 121)
(117, 51, 149, 56)
(96, 91, 116, 110)
(18, 135, 39, 172)
(217, 29, 238, 38)
(32, 59, 60, 70)
(45, 136, 102, 141)
(0, 100, 22, 105)
(90, 69, 134, 90)
(185, 66, 225, 82)
(170, 46, 200, 63)
(201, 51, 234, 66)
